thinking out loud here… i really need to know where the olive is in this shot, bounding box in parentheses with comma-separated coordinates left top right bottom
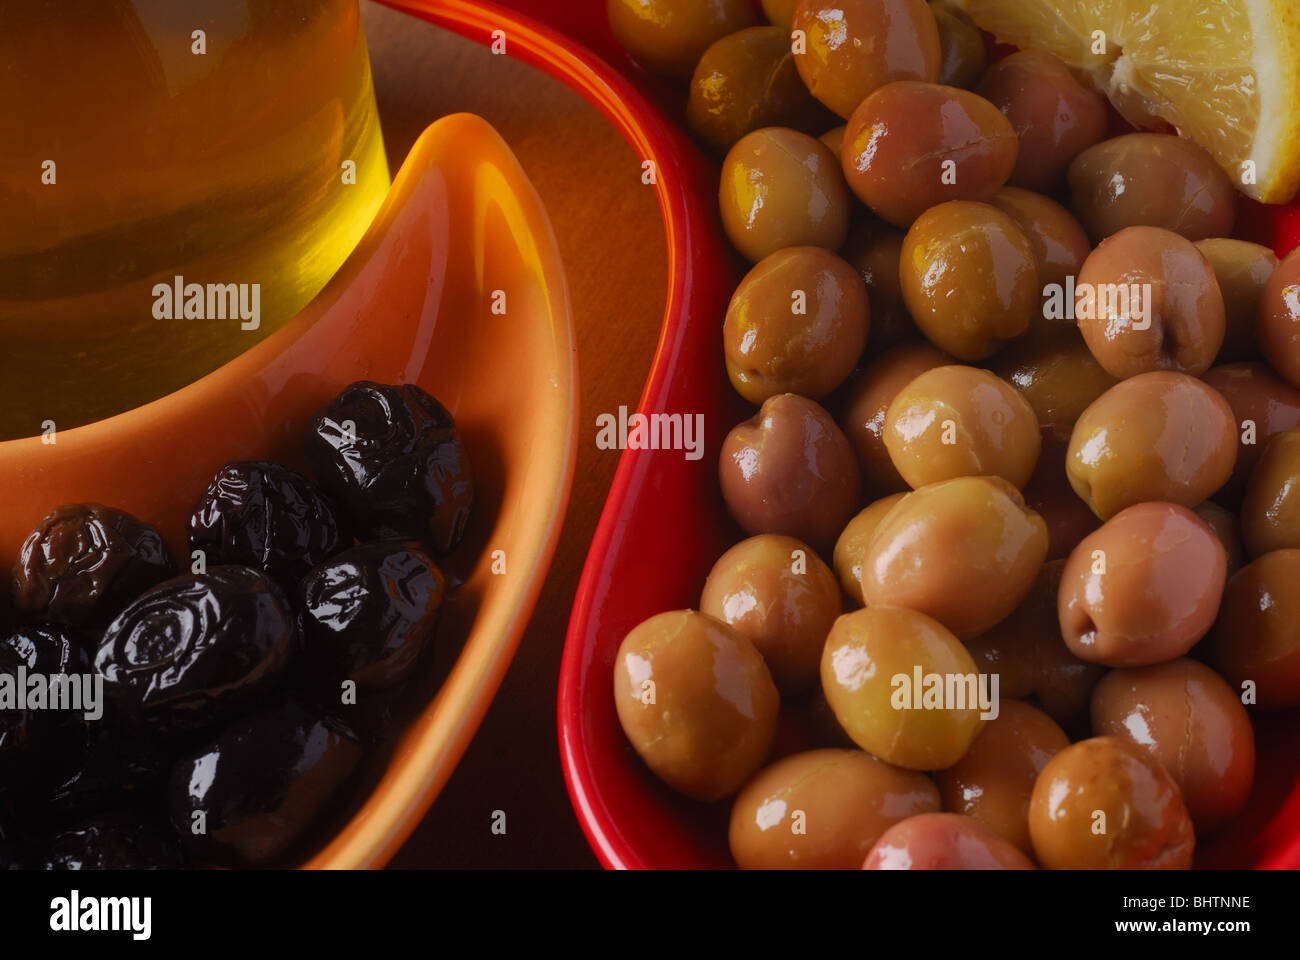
(899, 201, 1038, 360)
(95, 566, 297, 737)
(861, 476, 1048, 640)
(992, 332, 1117, 431)
(687, 27, 833, 152)
(43, 811, 186, 870)
(793, 0, 941, 119)
(863, 812, 1036, 869)
(821, 606, 985, 769)
(1028, 736, 1195, 869)
(1202, 362, 1300, 507)
(1258, 247, 1300, 389)
(843, 84, 1018, 227)
(838, 217, 917, 354)
(187, 460, 349, 591)
(833, 493, 906, 605)
(12, 503, 177, 630)
(729, 748, 940, 869)
(304, 382, 474, 554)
(1209, 550, 1300, 709)
(699, 535, 840, 695)
(44, 722, 172, 821)
(607, 0, 757, 79)
(613, 610, 779, 801)
(1195, 239, 1277, 364)
(167, 699, 362, 867)
(723, 246, 869, 403)
(298, 540, 445, 693)
(931, 2, 986, 88)
(1067, 133, 1237, 244)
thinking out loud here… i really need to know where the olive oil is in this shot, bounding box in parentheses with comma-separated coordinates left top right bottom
(0, 0, 389, 439)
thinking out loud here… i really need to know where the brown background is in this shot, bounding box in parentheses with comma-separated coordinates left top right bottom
(362, 2, 666, 868)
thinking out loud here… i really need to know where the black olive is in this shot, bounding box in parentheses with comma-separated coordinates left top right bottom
(0, 624, 91, 797)
(186, 461, 348, 590)
(167, 699, 361, 867)
(298, 540, 444, 694)
(304, 382, 474, 553)
(95, 566, 296, 737)
(43, 810, 186, 870)
(12, 503, 176, 631)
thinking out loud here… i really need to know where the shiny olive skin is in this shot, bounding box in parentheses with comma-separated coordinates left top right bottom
(1195, 501, 1246, 576)
(839, 218, 916, 354)
(1202, 362, 1300, 506)
(687, 27, 833, 152)
(977, 50, 1107, 193)
(613, 610, 779, 801)
(95, 566, 297, 738)
(966, 559, 1103, 726)
(1195, 239, 1277, 364)
(840, 342, 951, 496)
(884, 364, 1041, 489)
(990, 188, 1092, 323)
(700, 534, 841, 694)
(821, 606, 985, 769)
(720, 393, 861, 552)
(1022, 424, 1102, 561)
(936, 700, 1068, 856)
(1068, 133, 1237, 244)
(792, 0, 941, 119)
(723, 246, 869, 403)
(12, 502, 177, 629)
(931, 3, 985, 88)
(1075, 226, 1225, 380)
(862, 476, 1048, 639)
(168, 700, 362, 867)
(1241, 427, 1300, 556)
(1092, 658, 1254, 832)
(900, 201, 1038, 360)
(1059, 502, 1226, 668)
(1209, 550, 1300, 709)
(720, 128, 852, 262)
(1029, 736, 1195, 869)
(730, 748, 939, 869)
(607, 0, 757, 79)
(297, 540, 445, 692)
(993, 331, 1117, 430)
(833, 493, 906, 604)
(843, 83, 1018, 227)
(1066, 372, 1237, 520)
(1258, 247, 1300, 390)
(863, 812, 1036, 869)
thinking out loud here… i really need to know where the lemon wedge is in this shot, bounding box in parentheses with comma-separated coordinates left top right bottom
(954, 0, 1300, 204)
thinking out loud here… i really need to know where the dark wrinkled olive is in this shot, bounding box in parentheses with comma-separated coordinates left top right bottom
(12, 503, 177, 630)
(95, 566, 296, 737)
(299, 541, 445, 692)
(305, 382, 474, 554)
(0, 624, 89, 797)
(168, 699, 362, 867)
(0, 821, 20, 869)
(43, 811, 186, 870)
(187, 461, 348, 590)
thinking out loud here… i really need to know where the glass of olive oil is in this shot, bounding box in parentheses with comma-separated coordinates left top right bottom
(0, 0, 390, 440)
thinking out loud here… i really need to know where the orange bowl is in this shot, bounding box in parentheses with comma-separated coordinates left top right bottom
(0, 112, 578, 868)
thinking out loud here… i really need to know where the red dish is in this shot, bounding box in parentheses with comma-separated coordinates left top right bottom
(382, 0, 1300, 869)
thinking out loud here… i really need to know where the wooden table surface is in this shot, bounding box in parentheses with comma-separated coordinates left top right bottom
(362, 2, 668, 868)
